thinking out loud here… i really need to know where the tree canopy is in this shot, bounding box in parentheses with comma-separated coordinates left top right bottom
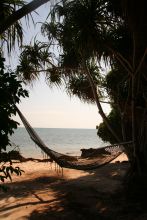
(16, 0, 147, 182)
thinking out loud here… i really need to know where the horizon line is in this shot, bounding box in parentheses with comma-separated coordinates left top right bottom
(18, 126, 97, 129)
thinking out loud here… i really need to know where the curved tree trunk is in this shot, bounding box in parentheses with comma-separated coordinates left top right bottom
(82, 60, 121, 143)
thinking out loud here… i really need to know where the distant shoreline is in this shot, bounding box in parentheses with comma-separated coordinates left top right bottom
(17, 126, 97, 129)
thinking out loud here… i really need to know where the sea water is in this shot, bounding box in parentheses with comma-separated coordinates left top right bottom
(9, 127, 106, 158)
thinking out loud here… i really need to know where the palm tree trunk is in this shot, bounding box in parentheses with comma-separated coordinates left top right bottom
(83, 60, 121, 143)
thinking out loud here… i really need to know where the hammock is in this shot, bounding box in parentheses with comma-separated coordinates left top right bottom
(16, 107, 131, 171)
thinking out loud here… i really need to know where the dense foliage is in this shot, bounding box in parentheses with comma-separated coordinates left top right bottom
(0, 57, 28, 149)
(98, 109, 122, 144)
(0, 55, 28, 188)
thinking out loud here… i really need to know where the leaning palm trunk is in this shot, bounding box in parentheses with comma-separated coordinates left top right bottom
(82, 59, 121, 143)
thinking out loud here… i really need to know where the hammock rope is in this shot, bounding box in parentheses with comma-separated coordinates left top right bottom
(16, 106, 132, 171)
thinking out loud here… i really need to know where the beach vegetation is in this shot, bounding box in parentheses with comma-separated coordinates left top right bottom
(0, 55, 28, 189)
(16, 0, 147, 190)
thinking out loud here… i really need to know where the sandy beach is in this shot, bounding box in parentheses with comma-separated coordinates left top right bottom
(0, 153, 146, 220)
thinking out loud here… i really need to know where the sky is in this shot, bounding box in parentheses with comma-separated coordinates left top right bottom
(15, 77, 108, 128)
(11, 1, 111, 128)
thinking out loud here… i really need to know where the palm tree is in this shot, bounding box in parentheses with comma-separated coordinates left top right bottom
(55, 0, 147, 180)
(0, 0, 25, 52)
(17, 0, 147, 182)
(0, 0, 51, 53)
(45, 0, 125, 141)
(18, 0, 122, 142)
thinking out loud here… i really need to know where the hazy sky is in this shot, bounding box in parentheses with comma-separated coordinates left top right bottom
(12, 2, 110, 128)
(14, 74, 110, 128)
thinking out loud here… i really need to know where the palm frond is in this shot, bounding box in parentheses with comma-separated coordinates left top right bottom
(17, 40, 56, 83)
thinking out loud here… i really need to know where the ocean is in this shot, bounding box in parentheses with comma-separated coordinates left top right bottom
(9, 127, 106, 158)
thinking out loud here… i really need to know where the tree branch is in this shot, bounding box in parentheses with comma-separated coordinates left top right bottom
(0, 0, 50, 35)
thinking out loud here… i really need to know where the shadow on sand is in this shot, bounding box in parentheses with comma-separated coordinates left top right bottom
(0, 162, 147, 220)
